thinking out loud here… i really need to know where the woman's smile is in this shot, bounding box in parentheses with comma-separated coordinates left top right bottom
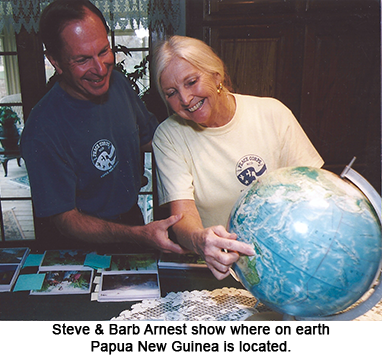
(186, 99, 205, 113)
(160, 57, 234, 127)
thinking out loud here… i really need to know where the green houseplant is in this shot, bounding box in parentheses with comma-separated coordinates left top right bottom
(114, 45, 168, 122)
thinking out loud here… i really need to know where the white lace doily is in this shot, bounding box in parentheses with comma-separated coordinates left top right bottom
(112, 287, 266, 321)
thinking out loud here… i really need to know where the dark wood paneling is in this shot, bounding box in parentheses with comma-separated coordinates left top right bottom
(186, 0, 381, 192)
(209, 22, 305, 119)
(300, 18, 380, 186)
(221, 37, 279, 95)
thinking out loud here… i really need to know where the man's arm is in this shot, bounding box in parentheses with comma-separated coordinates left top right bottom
(52, 208, 187, 254)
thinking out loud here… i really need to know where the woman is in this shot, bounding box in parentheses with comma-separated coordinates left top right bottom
(152, 36, 324, 280)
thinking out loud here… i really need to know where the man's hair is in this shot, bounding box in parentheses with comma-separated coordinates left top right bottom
(39, 0, 109, 60)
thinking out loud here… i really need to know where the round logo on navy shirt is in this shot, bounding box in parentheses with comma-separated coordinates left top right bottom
(236, 154, 267, 186)
(91, 139, 118, 172)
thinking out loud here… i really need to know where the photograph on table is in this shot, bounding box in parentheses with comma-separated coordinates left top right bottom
(98, 271, 160, 302)
(39, 249, 92, 270)
(0, 265, 19, 291)
(106, 253, 158, 272)
(0, 247, 30, 291)
(0, 247, 30, 264)
(30, 269, 94, 295)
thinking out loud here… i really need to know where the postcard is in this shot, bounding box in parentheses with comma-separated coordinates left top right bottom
(106, 253, 158, 272)
(0, 265, 18, 290)
(98, 271, 160, 302)
(39, 249, 92, 270)
(0, 247, 30, 264)
(158, 252, 207, 269)
(30, 268, 94, 295)
(0, 247, 30, 291)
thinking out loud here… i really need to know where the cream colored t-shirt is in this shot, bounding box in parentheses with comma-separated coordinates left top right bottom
(153, 94, 324, 228)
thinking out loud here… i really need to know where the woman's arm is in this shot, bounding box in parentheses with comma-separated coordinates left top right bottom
(169, 200, 255, 280)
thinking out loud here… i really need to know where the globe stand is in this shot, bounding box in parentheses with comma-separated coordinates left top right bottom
(286, 157, 382, 321)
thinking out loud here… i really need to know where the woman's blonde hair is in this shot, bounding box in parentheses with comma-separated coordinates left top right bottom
(153, 35, 232, 103)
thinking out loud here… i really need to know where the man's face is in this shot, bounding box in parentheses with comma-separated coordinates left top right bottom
(48, 9, 114, 101)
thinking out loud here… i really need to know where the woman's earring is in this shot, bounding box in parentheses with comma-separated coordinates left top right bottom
(217, 82, 223, 94)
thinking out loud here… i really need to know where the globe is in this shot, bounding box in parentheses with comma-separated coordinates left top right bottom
(228, 166, 382, 318)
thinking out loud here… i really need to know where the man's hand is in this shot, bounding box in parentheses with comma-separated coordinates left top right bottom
(135, 214, 188, 254)
(52, 208, 187, 254)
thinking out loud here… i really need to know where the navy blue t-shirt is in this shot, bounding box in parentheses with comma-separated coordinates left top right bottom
(21, 71, 158, 219)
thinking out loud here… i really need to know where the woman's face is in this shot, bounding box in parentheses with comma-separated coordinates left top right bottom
(160, 57, 222, 127)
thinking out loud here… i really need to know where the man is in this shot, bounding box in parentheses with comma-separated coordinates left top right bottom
(21, 0, 186, 254)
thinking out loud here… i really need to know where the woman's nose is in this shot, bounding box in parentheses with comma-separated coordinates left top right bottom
(179, 89, 192, 106)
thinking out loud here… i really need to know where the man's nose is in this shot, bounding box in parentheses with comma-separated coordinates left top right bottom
(92, 57, 108, 75)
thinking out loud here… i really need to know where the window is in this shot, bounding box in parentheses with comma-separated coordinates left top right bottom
(111, 28, 150, 96)
(111, 27, 154, 224)
(0, 27, 34, 242)
(0, 28, 21, 99)
(0, 0, 178, 243)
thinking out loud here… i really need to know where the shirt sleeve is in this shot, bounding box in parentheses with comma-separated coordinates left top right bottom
(152, 121, 195, 206)
(21, 137, 77, 218)
(274, 99, 324, 169)
(135, 96, 158, 146)
(119, 73, 158, 146)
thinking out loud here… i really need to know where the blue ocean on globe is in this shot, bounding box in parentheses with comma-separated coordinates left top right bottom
(228, 166, 382, 317)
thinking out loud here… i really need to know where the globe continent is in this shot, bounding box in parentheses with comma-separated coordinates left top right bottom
(228, 166, 382, 317)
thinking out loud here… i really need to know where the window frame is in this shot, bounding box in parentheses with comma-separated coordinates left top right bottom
(110, 28, 154, 224)
(0, 28, 33, 243)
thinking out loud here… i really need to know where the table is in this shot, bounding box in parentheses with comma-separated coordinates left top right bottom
(0, 263, 245, 321)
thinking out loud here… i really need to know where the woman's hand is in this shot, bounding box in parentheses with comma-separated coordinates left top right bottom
(169, 199, 255, 279)
(191, 225, 255, 280)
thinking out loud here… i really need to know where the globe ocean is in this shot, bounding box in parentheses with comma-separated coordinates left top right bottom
(228, 166, 382, 317)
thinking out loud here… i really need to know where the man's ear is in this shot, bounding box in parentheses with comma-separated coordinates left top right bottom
(46, 52, 64, 75)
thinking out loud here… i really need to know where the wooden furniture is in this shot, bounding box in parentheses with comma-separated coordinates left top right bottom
(186, 0, 381, 192)
(0, 148, 22, 177)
